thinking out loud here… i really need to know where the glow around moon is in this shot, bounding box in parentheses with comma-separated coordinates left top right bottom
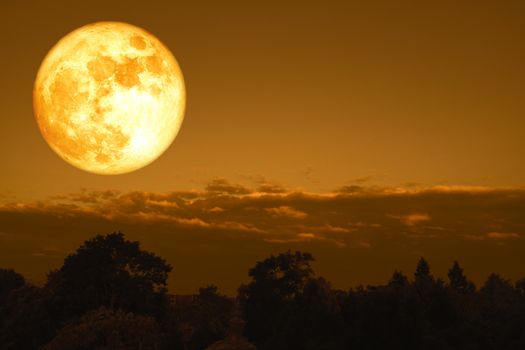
(33, 22, 185, 175)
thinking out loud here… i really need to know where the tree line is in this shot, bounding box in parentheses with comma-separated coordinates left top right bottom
(1, 232, 525, 349)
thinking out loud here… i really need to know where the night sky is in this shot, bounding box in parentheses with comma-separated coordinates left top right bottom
(1, 1, 524, 294)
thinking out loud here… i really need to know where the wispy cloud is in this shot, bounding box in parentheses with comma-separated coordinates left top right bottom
(265, 232, 347, 248)
(388, 213, 431, 226)
(486, 232, 520, 239)
(265, 206, 307, 219)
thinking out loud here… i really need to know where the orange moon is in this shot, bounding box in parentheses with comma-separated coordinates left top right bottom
(33, 22, 185, 175)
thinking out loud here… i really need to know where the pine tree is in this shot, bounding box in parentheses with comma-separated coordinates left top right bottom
(447, 261, 475, 294)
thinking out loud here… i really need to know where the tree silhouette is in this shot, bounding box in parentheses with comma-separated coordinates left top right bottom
(516, 278, 525, 297)
(2, 234, 525, 349)
(164, 285, 233, 350)
(388, 270, 409, 289)
(448, 261, 475, 294)
(246, 250, 315, 300)
(241, 251, 314, 349)
(293, 277, 343, 350)
(0, 284, 55, 349)
(46, 232, 171, 322)
(414, 257, 432, 281)
(477, 274, 525, 348)
(414, 257, 435, 300)
(479, 273, 517, 310)
(0, 268, 25, 304)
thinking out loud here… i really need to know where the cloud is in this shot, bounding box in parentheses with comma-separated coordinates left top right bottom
(337, 185, 367, 194)
(2, 183, 524, 245)
(486, 232, 520, 239)
(1, 181, 525, 294)
(205, 178, 252, 195)
(265, 233, 317, 244)
(316, 224, 353, 233)
(388, 213, 431, 226)
(334, 184, 502, 197)
(265, 206, 307, 219)
(207, 206, 225, 213)
(256, 183, 288, 194)
(351, 222, 382, 229)
(265, 232, 346, 248)
(241, 175, 289, 194)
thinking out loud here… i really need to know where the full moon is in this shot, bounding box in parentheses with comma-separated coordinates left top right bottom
(33, 22, 185, 175)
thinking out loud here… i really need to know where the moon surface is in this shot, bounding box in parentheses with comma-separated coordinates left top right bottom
(33, 22, 185, 175)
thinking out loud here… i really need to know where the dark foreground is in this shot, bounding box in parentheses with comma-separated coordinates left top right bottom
(1, 232, 524, 349)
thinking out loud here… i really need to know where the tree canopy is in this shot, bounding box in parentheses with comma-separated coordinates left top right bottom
(43, 307, 163, 350)
(46, 232, 172, 321)
(0, 268, 25, 304)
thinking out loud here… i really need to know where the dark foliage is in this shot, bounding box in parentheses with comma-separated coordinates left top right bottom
(0, 284, 55, 349)
(0, 269, 25, 304)
(240, 251, 343, 350)
(163, 285, 233, 350)
(1, 233, 525, 350)
(241, 253, 525, 350)
(43, 307, 163, 350)
(46, 232, 172, 323)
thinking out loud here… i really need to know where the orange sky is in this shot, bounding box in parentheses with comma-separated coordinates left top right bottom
(1, 1, 524, 294)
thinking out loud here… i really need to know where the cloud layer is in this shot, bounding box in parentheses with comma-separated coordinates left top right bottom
(1, 180, 524, 294)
